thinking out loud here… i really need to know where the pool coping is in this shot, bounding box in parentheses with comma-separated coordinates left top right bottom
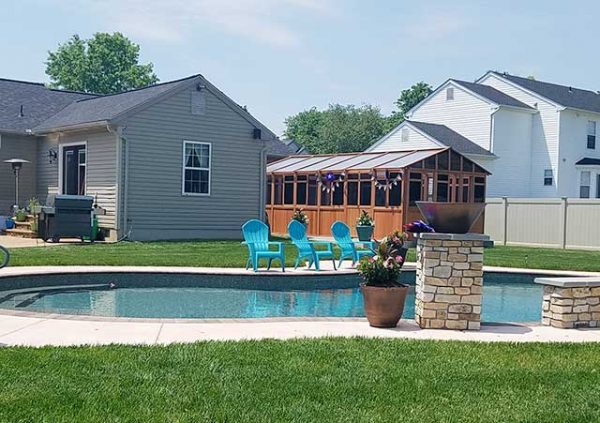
(0, 264, 598, 324)
(0, 265, 599, 345)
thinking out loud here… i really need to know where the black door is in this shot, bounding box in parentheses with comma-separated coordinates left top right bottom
(597, 175, 600, 198)
(62, 145, 86, 195)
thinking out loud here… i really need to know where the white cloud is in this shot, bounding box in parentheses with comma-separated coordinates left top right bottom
(67, 0, 334, 48)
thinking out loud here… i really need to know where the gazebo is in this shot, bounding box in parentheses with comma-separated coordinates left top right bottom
(266, 147, 489, 239)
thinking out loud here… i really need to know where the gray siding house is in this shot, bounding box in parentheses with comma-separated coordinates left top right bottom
(0, 74, 285, 240)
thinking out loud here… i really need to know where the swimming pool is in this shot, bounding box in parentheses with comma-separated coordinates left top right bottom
(0, 271, 545, 322)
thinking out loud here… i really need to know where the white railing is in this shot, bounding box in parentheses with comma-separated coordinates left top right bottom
(485, 197, 600, 250)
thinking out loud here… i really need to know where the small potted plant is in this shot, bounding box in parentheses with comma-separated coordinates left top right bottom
(291, 208, 309, 227)
(14, 209, 28, 223)
(357, 230, 409, 328)
(356, 210, 374, 241)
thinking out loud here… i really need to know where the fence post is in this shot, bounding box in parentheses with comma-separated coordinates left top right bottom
(502, 197, 508, 246)
(560, 197, 568, 249)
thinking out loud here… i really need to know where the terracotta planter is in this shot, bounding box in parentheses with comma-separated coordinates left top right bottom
(356, 225, 374, 241)
(360, 284, 409, 328)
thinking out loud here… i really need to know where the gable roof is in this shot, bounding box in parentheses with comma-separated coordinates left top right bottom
(451, 79, 533, 110)
(407, 121, 495, 157)
(0, 78, 95, 134)
(265, 138, 309, 159)
(1, 74, 277, 140)
(488, 71, 600, 114)
(34, 75, 196, 132)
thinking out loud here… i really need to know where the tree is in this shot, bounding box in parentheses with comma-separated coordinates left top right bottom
(46, 33, 159, 94)
(387, 81, 433, 130)
(284, 104, 388, 154)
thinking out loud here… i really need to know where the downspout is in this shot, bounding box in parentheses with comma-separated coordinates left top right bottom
(259, 139, 268, 221)
(107, 124, 130, 240)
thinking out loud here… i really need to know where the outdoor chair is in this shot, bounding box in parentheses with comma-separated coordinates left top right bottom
(242, 219, 285, 272)
(331, 221, 376, 267)
(288, 220, 337, 271)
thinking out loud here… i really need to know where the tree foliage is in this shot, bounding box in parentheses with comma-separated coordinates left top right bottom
(46, 33, 159, 94)
(284, 104, 388, 154)
(394, 82, 433, 119)
(284, 81, 433, 154)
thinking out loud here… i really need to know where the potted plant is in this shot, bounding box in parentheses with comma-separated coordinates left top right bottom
(14, 209, 28, 223)
(356, 210, 374, 241)
(291, 208, 309, 227)
(357, 230, 409, 328)
(28, 197, 42, 215)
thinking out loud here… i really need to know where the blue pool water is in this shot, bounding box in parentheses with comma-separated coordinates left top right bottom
(0, 272, 544, 322)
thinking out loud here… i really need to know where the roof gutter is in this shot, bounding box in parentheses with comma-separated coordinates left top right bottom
(32, 120, 111, 135)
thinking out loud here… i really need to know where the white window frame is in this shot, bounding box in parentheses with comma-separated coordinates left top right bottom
(182, 140, 212, 196)
(446, 87, 454, 100)
(543, 168, 553, 186)
(580, 170, 591, 198)
(588, 120, 596, 149)
(58, 141, 87, 195)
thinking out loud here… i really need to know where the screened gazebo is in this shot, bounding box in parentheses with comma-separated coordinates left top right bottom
(266, 147, 489, 239)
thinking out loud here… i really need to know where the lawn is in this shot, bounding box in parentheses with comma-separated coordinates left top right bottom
(6, 240, 600, 272)
(0, 338, 599, 422)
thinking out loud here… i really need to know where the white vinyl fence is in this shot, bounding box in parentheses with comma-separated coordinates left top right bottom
(485, 198, 600, 250)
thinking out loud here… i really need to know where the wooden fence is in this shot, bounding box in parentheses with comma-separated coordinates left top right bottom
(485, 197, 600, 250)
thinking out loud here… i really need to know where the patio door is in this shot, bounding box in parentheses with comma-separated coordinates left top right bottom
(62, 144, 86, 195)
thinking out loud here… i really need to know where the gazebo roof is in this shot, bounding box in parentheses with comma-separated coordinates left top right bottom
(267, 148, 448, 174)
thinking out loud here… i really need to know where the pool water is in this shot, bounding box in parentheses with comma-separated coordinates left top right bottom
(0, 272, 544, 322)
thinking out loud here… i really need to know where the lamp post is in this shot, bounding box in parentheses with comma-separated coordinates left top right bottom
(4, 159, 30, 212)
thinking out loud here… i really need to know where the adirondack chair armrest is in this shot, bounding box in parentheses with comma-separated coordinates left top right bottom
(267, 241, 285, 252)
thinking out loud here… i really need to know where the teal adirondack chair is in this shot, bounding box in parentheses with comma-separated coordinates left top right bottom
(331, 221, 376, 267)
(288, 220, 336, 271)
(242, 219, 285, 272)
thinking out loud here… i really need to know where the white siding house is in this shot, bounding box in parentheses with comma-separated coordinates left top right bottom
(372, 71, 600, 199)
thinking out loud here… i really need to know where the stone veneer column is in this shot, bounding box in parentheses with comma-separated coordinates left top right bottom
(535, 278, 600, 329)
(415, 233, 489, 330)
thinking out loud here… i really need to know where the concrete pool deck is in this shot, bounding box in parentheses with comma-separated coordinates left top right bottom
(0, 264, 599, 346)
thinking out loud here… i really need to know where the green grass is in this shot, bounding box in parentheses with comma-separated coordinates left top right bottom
(6, 240, 600, 271)
(1, 338, 599, 422)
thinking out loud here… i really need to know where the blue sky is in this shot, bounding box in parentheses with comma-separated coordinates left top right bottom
(2, 1, 599, 135)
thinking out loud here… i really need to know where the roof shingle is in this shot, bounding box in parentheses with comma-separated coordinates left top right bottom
(408, 120, 494, 157)
(0, 78, 94, 133)
(492, 72, 600, 114)
(34, 76, 197, 132)
(452, 79, 533, 109)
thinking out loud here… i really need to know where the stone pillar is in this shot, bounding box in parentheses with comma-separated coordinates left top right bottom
(535, 278, 600, 329)
(415, 233, 489, 330)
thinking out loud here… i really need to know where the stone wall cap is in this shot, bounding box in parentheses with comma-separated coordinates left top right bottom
(418, 233, 491, 241)
(534, 277, 600, 288)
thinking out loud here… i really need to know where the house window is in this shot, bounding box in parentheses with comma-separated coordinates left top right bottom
(446, 87, 454, 100)
(296, 175, 307, 205)
(580, 171, 591, 198)
(543, 169, 553, 186)
(474, 177, 486, 203)
(409, 173, 422, 206)
(588, 121, 596, 149)
(307, 176, 318, 205)
(183, 141, 211, 195)
(436, 174, 449, 202)
(284, 176, 294, 204)
(359, 173, 372, 206)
